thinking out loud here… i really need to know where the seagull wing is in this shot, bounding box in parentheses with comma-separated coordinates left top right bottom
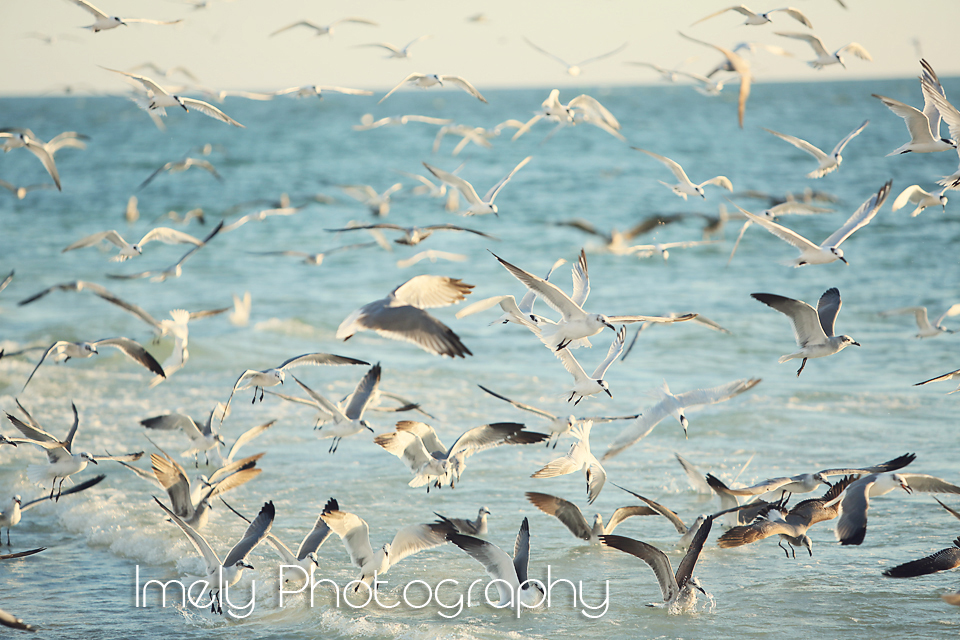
(225, 421, 274, 464)
(483, 156, 532, 203)
(902, 474, 960, 494)
(22, 140, 61, 191)
(378, 73, 421, 104)
(343, 364, 381, 420)
(815, 287, 842, 338)
(69, 0, 109, 19)
(634, 148, 692, 184)
(591, 326, 626, 379)
(22, 341, 71, 392)
(422, 162, 482, 204)
(20, 474, 105, 511)
(577, 42, 629, 66)
(296, 498, 338, 560)
(674, 515, 713, 589)
(675, 453, 715, 494)
(873, 94, 936, 146)
(601, 402, 672, 460)
(391, 275, 474, 309)
(835, 476, 875, 545)
(151, 452, 193, 517)
(222, 501, 275, 567)
(883, 539, 960, 578)
(614, 485, 688, 534)
(387, 520, 454, 567)
(477, 385, 556, 420)
(321, 509, 375, 569)
(737, 208, 819, 252)
(289, 376, 349, 422)
(278, 352, 369, 371)
(819, 453, 917, 477)
(153, 497, 221, 573)
(138, 227, 204, 247)
(522, 37, 572, 67)
(270, 20, 322, 36)
(599, 534, 677, 602)
(493, 253, 583, 321)
(439, 76, 488, 103)
(448, 530, 520, 602)
(753, 292, 827, 346)
(830, 119, 869, 157)
(762, 127, 828, 162)
(63, 230, 128, 252)
(525, 492, 592, 540)
(605, 313, 698, 325)
(91, 337, 165, 377)
(820, 180, 890, 248)
(776, 31, 829, 57)
(570, 249, 590, 308)
(838, 42, 872, 61)
(914, 368, 960, 387)
(179, 98, 245, 127)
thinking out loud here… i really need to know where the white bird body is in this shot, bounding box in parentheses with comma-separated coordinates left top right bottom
(634, 148, 732, 199)
(62, 227, 203, 261)
(879, 304, 959, 338)
(290, 365, 380, 452)
(424, 157, 531, 216)
(891, 185, 948, 217)
(532, 421, 606, 503)
(379, 73, 487, 104)
(692, 5, 813, 28)
(776, 32, 871, 69)
(555, 326, 626, 404)
(104, 68, 245, 127)
(763, 120, 868, 178)
(66, 0, 182, 31)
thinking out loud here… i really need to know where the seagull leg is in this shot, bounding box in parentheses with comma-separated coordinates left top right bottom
(5, 528, 9, 546)
(796, 358, 807, 377)
(250, 388, 257, 404)
(778, 539, 789, 558)
(49, 480, 56, 500)
(574, 396, 583, 407)
(259, 387, 265, 402)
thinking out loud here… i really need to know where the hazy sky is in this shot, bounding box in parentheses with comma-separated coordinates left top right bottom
(1, 0, 956, 96)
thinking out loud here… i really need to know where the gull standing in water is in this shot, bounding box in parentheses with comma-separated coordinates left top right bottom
(103, 69, 245, 127)
(222, 352, 369, 418)
(379, 73, 487, 104)
(602, 378, 760, 458)
(337, 275, 474, 358)
(290, 364, 380, 453)
(526, 492, 658, 543)
(423, 157, 531, 216)
(914, 368, 960, 393)
(531, 421, 606, 503)
(321, 508, 454, 590)
(61, 227, 204, 261)
(762, 120, 869, 178)
(633, 148, 733, 200)
(880, 304, 960, 338)
(775, 32, 872, 69)
(522, 38, 628, 76)
(22, 337, 165, 391)
(600, 516, 715, 613)
(753, 287, 858, 375)
(153, 498, 274, 614)
(446, 517, 545, 611)
(736, 181, 890, 266)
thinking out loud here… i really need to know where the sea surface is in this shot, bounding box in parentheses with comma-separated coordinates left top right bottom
(1, 79, 959, 639)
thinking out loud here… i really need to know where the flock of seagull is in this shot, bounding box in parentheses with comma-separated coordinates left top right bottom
(2, 0, 960, 633)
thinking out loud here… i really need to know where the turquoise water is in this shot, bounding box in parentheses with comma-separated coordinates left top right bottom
(1, 78, 959, 638)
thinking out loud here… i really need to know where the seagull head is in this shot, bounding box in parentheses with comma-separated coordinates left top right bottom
(592, 513, 603, 529)
(273, 369, 285, 385)
(679, 413, 689, 437)
(836, 54, 846, 69)
(815, 473, 832, 487)
(236, 559, 255, 570)
(80, 452, 98, 465)
(306, 552, 320, 567)
(130, 244, 144, 255)
(838, 335, 860, 348)
(215, 434, 226, 445)
(696, 186, 706, 199)
(829, 247, 847, 264)
(12, 495, 22, 505)
(894, 474, 912, 494)
(431, 74, 443, 86)
(173, 95, 189, 112)
(598, 379, 612, 398)
(480, 506, 491, 516)
(80, 342, 98, 355)
(361, 420, 374, 433)
(111, 17, 127, 27)
(688, 576, 707, 595)
(594, 314, 615, 331)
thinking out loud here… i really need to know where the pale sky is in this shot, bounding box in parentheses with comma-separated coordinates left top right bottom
(1, 0, 956, 96)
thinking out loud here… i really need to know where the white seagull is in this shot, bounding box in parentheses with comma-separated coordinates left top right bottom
(61, 227, 203, 261)
(891, 185, 948, 216)
(634, 148, 732, 199)
(531, 421, 606, 503)
(153, 498, 274, 614)
(872, 60, 956, 155)
(340, 183, 403, 217)
(555, 326, 626, 404)
(22, 337, 165, 391)
(775, 32, 872, 69)
(880, 304, 960, 338)
(379, 73, 487, 104)
(522, 38, 628, 76)
(678, 33, 752, 128)
(103, 68, 245, 127)
(337, 275, 474, 358)
(733, 180, 890, 266)
(692, 5, 812, 27)
(435, 507, 490, 535)
(0, 132, 62, 190)
(423, 157, 531, 216)
(66, 0, 183, 31)
(140, 403, 227, 465)
(357, 35, 431, 59)
(270, 17, 377, 37)
(914, 368, 960, 394)
(0, 475, 104, 545)
(920, 70, 960, 188)
(290, 365, 380, 453)
(138, 157, 222, 190)
(602, 378, 761, 459)
(752, 287, 858, 376)
(271, 85, 373, 99)
(526, 492, 657, 543)
(763, 119, 868, 178)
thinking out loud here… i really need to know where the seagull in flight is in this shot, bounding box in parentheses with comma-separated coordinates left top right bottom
(138, 157, 222, 190)
(522, 38, 628, 76)
(554, 326, 626, 405)
(140, 403, 227, 465)
(66, 0, 183, 32)
(872, 60, 956, 155)
(22, 337, 165, 391)
(880, 304, 960, 338)
(379, 73, 487, 104)
(678, 32, 751, 127)
(61, 227, 203, 261)
(291, 365, 381, 453)
(891, 184, 948, 216)
(423, 157, 531, 216)
(775, 32, 872, 69)
(0, 132, 62, 190)
(525, 492, 658, 543)
(752, 287, 859, 376)
(762, 120, 868, 178)
(692, 5, 813, 28)
(325, 223, 497, 246)
(270, 17, 377, 37)
(531, 421, 606, 503)
(271, 85, 373, 99)
(731, 181, 890, 266)
(103, 68, 245, 127)
(633, 148, 732, 199)
(357, 35, 431, 59)
(914, 368, 960, 394)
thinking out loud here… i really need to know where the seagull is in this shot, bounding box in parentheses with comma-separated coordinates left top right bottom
(678, 33, 751, 127)
(138, 158, 222, 190)
(432, 124, 497, 156)
(914, 368, 960, 394)
(0, 180, 56, 199)
(221, 497, 337, 585)
(106, 219, 224, 282)
(510, 90, 623, 142)
(270, 17, 377, 37)
(718, 478, 854, 557)
(633, 148, 733, 199)
(891, 185, 948, 216)
(325, 223, 498, 246)
(127, 63, 198, 82)
(153, 498, 274, 614)
(248, 242, 379, 266)
(492, 250, 697, 350)
(337, 275, 474, 358)
(920, 69, 960, 187)
(477, 384, 639, 448)
(0, 270, 13, 295)
(352, 114, 452, 131)
(626, 59, 698, 83)
(627, 240, 720, 261)
(762, 119, 868, 178)
(61, 227, 203, 261)
(446, 517, 545, 610)
(0, 133, 61, 190)
(872, 60, 956, 155)
(734, 181, 890, 266)
(357, 35, 431, 59)
(884, 536, 960, 578)
(554, 215, 687, 254)
(526, 492, 657, 543)
(140, 403, 227, 465)
(374, 420, 547, 489)
(290, 365, 380, 453)
(599, 516, 714, 612)
(230, 292, 251, 327)
(435, 507, 490, 535)
(103, 68, 245, 127)
(456, 257, 567, 332)
(396, 250, 467, 269)
(6, 403, 142, 499)
(65, 0, 183, 31)
(379, 73, 487, 104)
(726, 200, 839, 264)
(423, 157, 531, 216)
(880, 304, 960, 338)
(522, 38, 628, 76)
(271, 85, 373, 99)
(22, 337, 165, 391)
(622, 313, 731, 361)
(0, 475, 105, 544)
(602, 378, 761, 459)
(775, 32, 872, 69)
(321, 507, 454, 590)
(222, 352, 369, 418)
(207, 420, 275, 468)
(220, 206, 304, 233)
(555, 326, 626, 405)
(531, 421, 606, 503)
(753, 287, 859, 376)
(340, 183, 403, 217)
(692, 5, 813, 27)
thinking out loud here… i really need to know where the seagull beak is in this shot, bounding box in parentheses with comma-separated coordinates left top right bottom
(604, 322, 616, 331)
(839, 256, 848, 265)
(604, 387, 613, 398)
(852, 341, 861, 347)
(821, 479, 833, 487)
(89, 458, 99, 465)
(695, 584, 706, 595)
(902, 482, 913, 494)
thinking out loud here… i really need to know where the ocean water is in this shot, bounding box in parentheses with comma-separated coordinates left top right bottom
(1, 78, 959, 639)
